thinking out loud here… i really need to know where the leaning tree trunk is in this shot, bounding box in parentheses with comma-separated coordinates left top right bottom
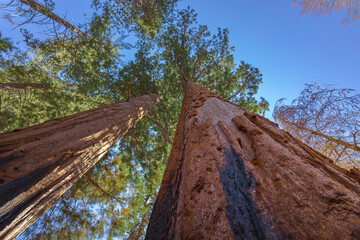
(0, 94, 159, 240)
(19, 0, 91, 39)
(277, 119, 360, 154)
(0, 83, 48, 91)
(146, 82, 360, 240)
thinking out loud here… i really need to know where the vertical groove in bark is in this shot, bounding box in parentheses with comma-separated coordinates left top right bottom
(146, 82, 360, 240)
(0, 94, 159, 240)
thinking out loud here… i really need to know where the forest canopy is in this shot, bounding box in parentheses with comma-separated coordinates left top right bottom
(2, 0, 359, 239)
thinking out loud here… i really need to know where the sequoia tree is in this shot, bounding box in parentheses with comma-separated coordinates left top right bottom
(2, 6, 269, 239)
(0, 94, 159, 240)
(146, 82, 360, 239)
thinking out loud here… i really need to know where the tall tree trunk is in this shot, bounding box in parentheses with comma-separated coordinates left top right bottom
(0, 83, 48, 91)
(146, 82, 360, 240)
(278, 119, 360, 154)
(19, 0, 91, 39)
(0, 94, 159, 240)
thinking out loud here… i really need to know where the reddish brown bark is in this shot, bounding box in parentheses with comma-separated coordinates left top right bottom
(0, 94, 159, 240)
(146, 82, 360, 239)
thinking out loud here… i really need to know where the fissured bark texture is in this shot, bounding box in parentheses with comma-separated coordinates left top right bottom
(145, 82, 360, 240)
(0, 94, 159, 240)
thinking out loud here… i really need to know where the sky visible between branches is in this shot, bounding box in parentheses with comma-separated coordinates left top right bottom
(1, 0, 359, 119)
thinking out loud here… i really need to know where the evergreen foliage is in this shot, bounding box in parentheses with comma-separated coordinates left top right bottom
(1, 1, 268, 239)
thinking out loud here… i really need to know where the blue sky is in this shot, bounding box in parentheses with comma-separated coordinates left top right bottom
(177, 0, 360, 118)
(1, 0, 359, 119)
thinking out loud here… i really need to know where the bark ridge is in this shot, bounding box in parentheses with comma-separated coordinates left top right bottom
(146, 82, 360, 240)
(0, 94, 159, 240)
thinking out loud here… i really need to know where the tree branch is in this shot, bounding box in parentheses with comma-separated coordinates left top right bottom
(19, 0, 92, 40)
(84, 173, 124, 205)
(126, 73, 137, 101)
(0, 83, 48, 91)
(144, 115, 170, 143)
(282, 119, 360, 154)
(227, 78, 249, 101)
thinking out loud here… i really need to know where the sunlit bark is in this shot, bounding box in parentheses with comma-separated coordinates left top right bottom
(0, 94, 159, 240)
(146, 82, 360, 239)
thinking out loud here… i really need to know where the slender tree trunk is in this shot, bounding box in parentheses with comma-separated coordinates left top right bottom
(0, 94, 159, 240)
(146, 82, 360, 240)
(279, 119, 360, 154)
(0, 83, 48, 91)
(19, 0, 91, 39)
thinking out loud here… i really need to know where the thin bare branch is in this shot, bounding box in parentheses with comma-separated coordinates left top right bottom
(19, 0, 91, 39)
